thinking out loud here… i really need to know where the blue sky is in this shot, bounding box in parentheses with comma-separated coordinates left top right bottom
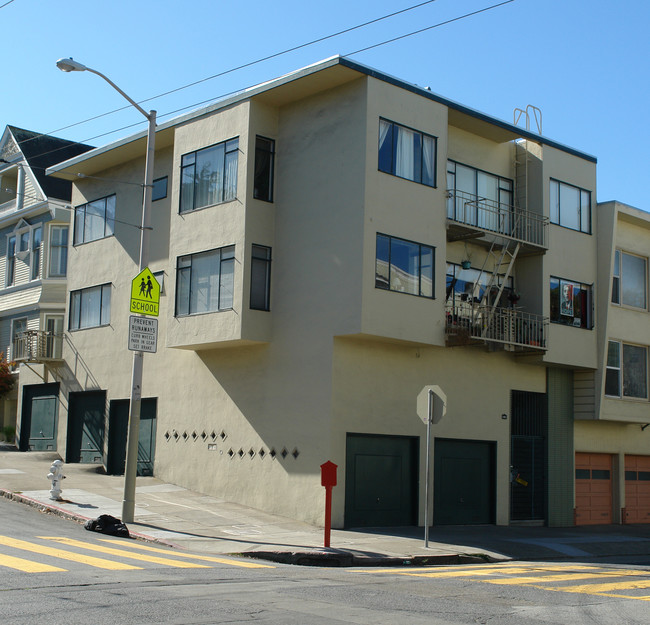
(3, 0, 648, 211)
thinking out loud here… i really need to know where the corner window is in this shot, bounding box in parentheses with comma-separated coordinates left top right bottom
(250, 245, 271, 311)
(606, 340, 648, 399)
(180, 139, 239, 212)
(74, 194, 115, 245)
(375, 234, 434, 298)
(49, 226, 69, 277)
(550, 179, 591, 233)
(6, 235, 16, 286)
(152, 176, 168, 202)
(550, 277, 593, 329)
(176, 246, 235, 316)
(69, 284, 111, 330)
(612, 249, 647, 309)
(31, 226, 42, 281)
(254, 137, 275, 202)
(378, 119, 436, 187)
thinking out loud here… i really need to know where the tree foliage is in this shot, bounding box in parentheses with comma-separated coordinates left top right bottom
(0, 353, 15, 398)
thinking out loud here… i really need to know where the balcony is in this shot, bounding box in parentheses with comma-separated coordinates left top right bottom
(13, 331, 63, 363)
(445, 302, 548, 352)
(447, 190, 548, 251)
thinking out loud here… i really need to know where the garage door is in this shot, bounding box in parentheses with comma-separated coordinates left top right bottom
(625, 455, 650, 524)
(345, 433, 419, 528)
(434, 439, 496, 525)
(575, 452, 612, 525)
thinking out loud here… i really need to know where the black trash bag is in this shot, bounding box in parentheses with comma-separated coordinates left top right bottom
(84, 514, 130, 538)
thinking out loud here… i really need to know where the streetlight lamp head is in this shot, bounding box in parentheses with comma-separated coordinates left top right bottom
(56, 58, 88, 73)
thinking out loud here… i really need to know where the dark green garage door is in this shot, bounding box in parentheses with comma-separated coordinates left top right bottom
(345, 433, 419, 528)
(434, 438, 496, 525)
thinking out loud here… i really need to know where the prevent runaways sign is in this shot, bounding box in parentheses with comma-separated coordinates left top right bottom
(130, 268, 160, 316)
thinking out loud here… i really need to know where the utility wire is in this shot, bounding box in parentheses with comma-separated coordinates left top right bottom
(19, 0, 518, 168)
(0, 0, 17, 9)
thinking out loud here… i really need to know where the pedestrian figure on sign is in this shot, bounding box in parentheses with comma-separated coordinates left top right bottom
(139, 278, 147, 296)
(146, 277, 153, 298)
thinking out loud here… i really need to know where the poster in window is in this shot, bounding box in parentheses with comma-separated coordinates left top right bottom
(560, 281, 574, 317)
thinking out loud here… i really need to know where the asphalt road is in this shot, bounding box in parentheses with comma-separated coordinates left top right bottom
(1, 497, 649, 624)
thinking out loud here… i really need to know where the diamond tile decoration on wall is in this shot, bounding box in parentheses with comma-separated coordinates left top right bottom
(259, 448, 266, 458)
(210, 431, 217, 440)
(281, 448, 288, 459)
(292, 448, 300, 459)
(269, 449, 276, 458)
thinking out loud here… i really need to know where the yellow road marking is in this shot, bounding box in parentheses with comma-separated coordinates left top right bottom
(39, 537, 209, 569)
(368, 565, 603, 578)
(0, 553, 66, 573)
(0, 535, 140, 571)
(484, 573, 628, 585)
(98, 539, 275, 569)
(545, 579, 650, 594)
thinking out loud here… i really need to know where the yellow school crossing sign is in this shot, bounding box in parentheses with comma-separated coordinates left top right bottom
(130, 268, 160, 316)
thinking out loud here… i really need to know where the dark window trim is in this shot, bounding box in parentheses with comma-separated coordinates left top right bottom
(253, 136, 275, 203)
(152, 176, 168, 202)
(549, 275, 594, 330)
(378, 118, 437, 188)
(73, 193, 116, 246)
(549, 178, 592, 235)
(250, 244, 272, 311)
(68, 283, 111, 331)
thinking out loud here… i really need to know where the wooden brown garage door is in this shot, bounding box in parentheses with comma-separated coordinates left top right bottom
(625, 455, 650, 524)
(575, 452, 612, 525)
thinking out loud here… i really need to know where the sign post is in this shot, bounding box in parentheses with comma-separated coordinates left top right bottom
(320, 461, 338, 548)
(417, 385, 447, 549)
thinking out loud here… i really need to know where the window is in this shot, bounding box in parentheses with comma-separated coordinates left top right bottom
(11, 317, 27, 360)
(152, 176, 168, 201)
(31, 226, 42, 280)
(550, 179, 591, 233)
(612, 249, 647, 309)
(250, 245, 271, 310)
(447, 161, 513, 231)
(6, 234, 15, 286)
(446, 263, 514, 308)
(49, 226, 68, 277)
(44, 315, 64, 359)
(176, 246, 234, 316)
(180, 139, 239, 212)
(74, 194, 115, 244)
(69, 284, 111, 330)
(378, 119, 436, 187)
(550, 277, 593, 329)
(375, 234, 434, 298)
(606, 340, 648, 399)
(254, 136, 275, 202)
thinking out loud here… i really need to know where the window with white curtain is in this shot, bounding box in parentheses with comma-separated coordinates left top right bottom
(180, 139, 239, 212)
(549, 179, 591, 234)
(74, 195, 115, 245)
(176, 246, 235, 316)
(69, 284, 111, 330)
(378, 119, 436, 187)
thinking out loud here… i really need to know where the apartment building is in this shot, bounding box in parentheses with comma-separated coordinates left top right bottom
(0, 126, 92, 438)
(572, 201, 650, 525)
(18, 56, 604, 528)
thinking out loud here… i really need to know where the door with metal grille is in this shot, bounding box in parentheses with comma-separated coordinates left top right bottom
(510, 390, 547, 522)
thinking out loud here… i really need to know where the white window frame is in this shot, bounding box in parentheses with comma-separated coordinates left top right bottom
(48, 225, 69, 278)
(605, 339, 648, 400)
(612, 249, 647, 310)
(10, 316, 28, 361)
(6, 224, 43, 286)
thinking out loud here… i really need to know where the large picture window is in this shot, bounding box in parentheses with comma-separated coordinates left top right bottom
(378, 119, 436, 187)
(375, 234, 434, 298)
(180, 139, 239, 212)
(612, 249, 647, 309)
(69, 284, 111, 330)
(550, 277, 593, 329)
(74, 195, 116, 244)
(606, 340, 648, 399)
(550, 179, 591, 233)
(176, 246, 235, 316)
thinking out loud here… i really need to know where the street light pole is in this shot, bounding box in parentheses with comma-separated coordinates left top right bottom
(57, 58, 156, 523)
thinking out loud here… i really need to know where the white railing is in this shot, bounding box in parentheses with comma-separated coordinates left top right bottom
(13, 331, 63, 362)
(447, 190, 548, 248)
(445, 303, 548, 351)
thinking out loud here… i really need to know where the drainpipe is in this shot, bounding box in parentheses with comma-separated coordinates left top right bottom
(16, 165, 25, 211)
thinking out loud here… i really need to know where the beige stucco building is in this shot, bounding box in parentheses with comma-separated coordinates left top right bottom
(16, 57, 647, 528)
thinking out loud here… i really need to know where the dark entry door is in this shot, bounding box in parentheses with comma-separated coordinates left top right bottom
(434, 438, 496, 525)
(345, 433, 419, 528)
(107, 399, 157, 476)
(66, 391, 105, 464)
(20, 383, 60, 451)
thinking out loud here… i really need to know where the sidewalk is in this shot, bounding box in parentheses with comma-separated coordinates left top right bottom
(2, 447, 650, 566)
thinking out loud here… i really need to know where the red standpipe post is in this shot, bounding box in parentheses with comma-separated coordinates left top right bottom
(320, 461, 338, 548)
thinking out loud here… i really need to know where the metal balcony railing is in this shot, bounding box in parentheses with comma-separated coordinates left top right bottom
(447, 190, 548, 249)
(13, 331, 63, 362)
(445, 303, 548, 351)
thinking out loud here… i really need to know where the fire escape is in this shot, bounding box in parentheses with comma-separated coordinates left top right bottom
(446, 108, 549, 352)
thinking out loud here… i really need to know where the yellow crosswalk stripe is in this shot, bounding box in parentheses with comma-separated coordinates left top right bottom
(484, 573, 628, 585)
(98, 539, 275, 569)
(545, 579, 650, 594)
(0, 553, 66, 573)
(0, 535, 140, 571)
(39, 537, 209, 569)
